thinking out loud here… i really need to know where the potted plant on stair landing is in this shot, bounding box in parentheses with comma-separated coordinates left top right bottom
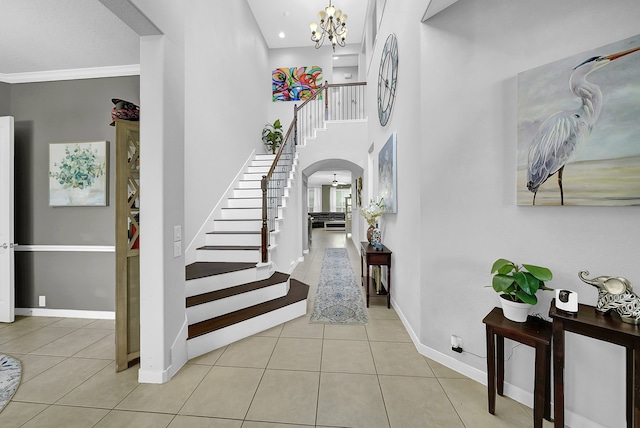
(262, 119, 284, 154)
(490, 258, 553, 322)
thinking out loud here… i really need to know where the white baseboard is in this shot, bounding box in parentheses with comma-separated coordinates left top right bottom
(15, 307, 115, 319)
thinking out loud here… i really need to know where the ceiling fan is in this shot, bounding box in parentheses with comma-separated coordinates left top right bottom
(330, 173, 348, 187)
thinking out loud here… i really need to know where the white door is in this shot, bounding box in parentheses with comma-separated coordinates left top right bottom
(0, 116, 15, 323)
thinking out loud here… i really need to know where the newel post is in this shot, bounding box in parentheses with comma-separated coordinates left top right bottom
(260, 175, 268, 263)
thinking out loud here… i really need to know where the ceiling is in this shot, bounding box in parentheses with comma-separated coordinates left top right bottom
(308, 170, 352, 188)
(0, 0, 368, 78)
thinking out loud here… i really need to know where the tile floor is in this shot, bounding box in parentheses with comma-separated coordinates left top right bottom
(0, 230, 551, 427)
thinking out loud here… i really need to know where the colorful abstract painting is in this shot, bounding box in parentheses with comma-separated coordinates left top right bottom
(272, 66, 323, 102)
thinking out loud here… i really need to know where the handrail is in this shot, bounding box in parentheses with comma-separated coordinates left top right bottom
(260, 81, 366, 263)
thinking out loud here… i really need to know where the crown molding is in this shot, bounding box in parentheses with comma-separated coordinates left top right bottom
(0, 64, 140, 84)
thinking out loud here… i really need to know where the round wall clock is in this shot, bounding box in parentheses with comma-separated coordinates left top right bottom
(377, 33, 398, 127)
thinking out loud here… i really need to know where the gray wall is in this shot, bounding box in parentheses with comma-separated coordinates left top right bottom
(10, 76, 140, 311)
(0, 82, 9, 115)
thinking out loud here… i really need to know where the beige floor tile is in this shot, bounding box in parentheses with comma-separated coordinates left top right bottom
(179, 366, 263, 419)
(13, 357, 111, 404)
(324, 323, 368, 340)
(438, 377, 541, 428)
(57, 361, 139, 408)
(367, 304, 400, 320)
(253, 324, 283, 337)
(245, 369, 319, 426)
(0, 327, 77, 354)
(0, 401, 48, 428)
(170, 415, 243, 427)
(30, 328, 112, 357)
(73, 332, 115, 359)
(280, 315, 324, 339)
(20, 404, 109, 428)
(321, 339, 376, 374)
(426, 357, 467, 379)
(12, 316, 63, 327)
(49, 318, 96, 329)
(116, 364, 210, 414)
(317, 372, 389, 428)
(215, 336, 277, 368)
(370, 341, 435, 377)
(16, 354, 66, 382)
(0, 325, 41, 345)
(379, 375, 465, 428)
(266, 337, 322, 371)
(365, 318, 412, 342)
(187, 346, 226, 366)
(94, 409, 175, 427)
(242, 422, 308, 428)
(86, 319, 116, 329)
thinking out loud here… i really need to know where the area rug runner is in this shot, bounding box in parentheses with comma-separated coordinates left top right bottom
(310, 248, 369, 324)
(0, 354, 21, 413)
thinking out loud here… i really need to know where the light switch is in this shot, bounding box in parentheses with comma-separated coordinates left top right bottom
(173, 241, 181, 257)
(173, 225, 181, 242)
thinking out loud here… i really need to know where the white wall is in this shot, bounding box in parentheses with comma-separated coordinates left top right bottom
(379, 1, 640, 426)
(133, 0, 187, 383)
(184, 0, 269, 247)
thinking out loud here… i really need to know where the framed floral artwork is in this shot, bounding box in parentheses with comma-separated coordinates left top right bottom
(49, 141, 109, 206)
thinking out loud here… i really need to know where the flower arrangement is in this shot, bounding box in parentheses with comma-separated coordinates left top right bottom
(360, 199, 385, 226)
(50, 144, 105, 189)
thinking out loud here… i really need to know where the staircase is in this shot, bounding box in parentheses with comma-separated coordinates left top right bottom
(185, 154, 309, 360)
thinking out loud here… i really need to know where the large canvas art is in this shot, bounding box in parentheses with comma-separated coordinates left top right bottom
(272, 66, 323, 102)
(517, 34, 640, 206)
(379, 132, 397, 213)
(49, 141, 109, 206)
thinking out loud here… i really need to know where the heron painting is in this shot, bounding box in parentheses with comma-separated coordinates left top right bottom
(517, 34, 640, 206)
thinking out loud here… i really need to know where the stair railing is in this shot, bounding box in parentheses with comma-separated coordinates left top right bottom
(261, 81, 366, 262)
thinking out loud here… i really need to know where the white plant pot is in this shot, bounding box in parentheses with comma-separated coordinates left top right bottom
(499, 295, 531, 322)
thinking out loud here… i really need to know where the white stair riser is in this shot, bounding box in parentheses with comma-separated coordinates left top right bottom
(233, 188, 262, 198)
(187, 281, 289, 324)
(221, 208, 262, 219)
(244, 173, 267, 181)
(251, 160, 273, 167)
(187, 301, 307, 359)
(238, 180, 261, 189)
(212, 220, 262, 232)
(196, 248, 261, 263)
(247, 166, 270, 174)
(206, 233, 262, 246)
(186, 268, 260, 298)
(255, 154, 276, 161)
(227, 198, 262, 208)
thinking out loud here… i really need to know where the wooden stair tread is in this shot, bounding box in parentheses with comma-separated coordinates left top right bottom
(197, 245, 260, 251)
(187, 279, 309, 340)
(185, 262, 256, 281)
(186, 272, 289, 307)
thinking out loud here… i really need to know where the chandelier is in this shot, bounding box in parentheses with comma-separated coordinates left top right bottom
(309, 2, 348, 51)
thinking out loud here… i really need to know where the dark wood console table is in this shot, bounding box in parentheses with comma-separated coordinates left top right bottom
(549, 299, 640, 428)
(483, 307, 552, 428)
(360, 242, 392, 308)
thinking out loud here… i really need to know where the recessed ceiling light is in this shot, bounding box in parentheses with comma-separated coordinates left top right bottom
(279, 32, 286, 39)
(333, 56, 339, 60)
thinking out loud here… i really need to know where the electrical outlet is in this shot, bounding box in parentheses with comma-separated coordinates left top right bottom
(173, 241, 181, 257)
(451, 334, 463, 353)
(39, 295, 46, 307)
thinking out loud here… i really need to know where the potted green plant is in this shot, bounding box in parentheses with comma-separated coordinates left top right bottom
(261, 119, 284, 154)
(490, 258, 553, 322)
